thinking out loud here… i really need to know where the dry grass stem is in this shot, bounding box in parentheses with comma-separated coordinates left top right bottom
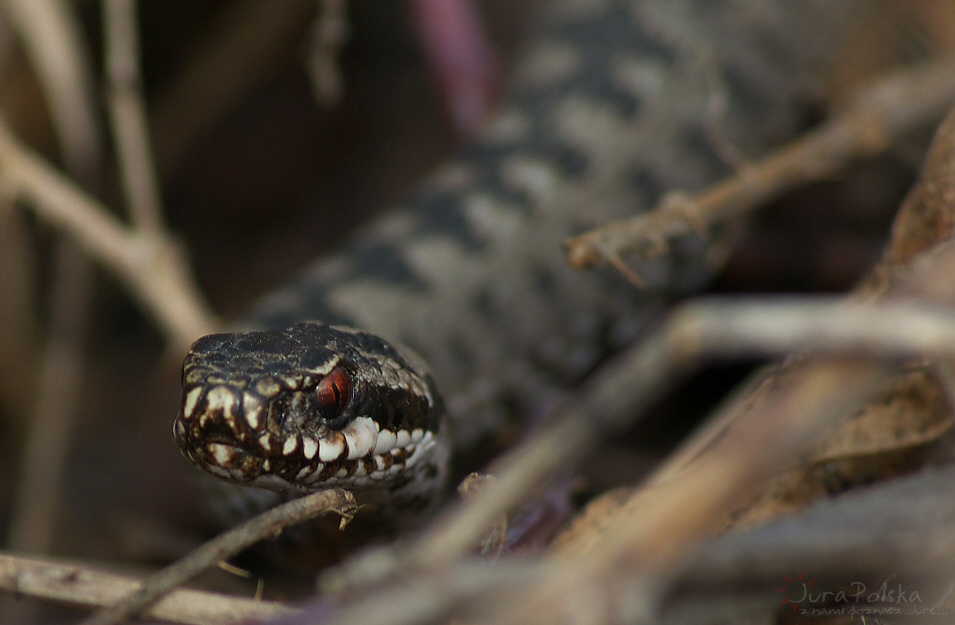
(79, 488, 356, 625)
(327, 294, 955, 613)
(0, 0, 101, 180)
(0, 552, 296, 625)
(0, 120, 219, 349)
(0, 4, 102, 623)
(103, 0, 164, 233)
(306, 0, 349, 106)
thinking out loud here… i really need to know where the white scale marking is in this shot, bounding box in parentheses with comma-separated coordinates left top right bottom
(302, 436, 318, 460)
(243, 392, 264, 429)
(255, 377, 282, 397)
(204, 386, 236, 419)
(208, 442, 235, 467)
(373, 429, 398, 455)
(395, 429, 411, 449)
(182, 386, 202, 419)
(319, 435, 345, 462)
(282, 437, 298, 455)
(344, 416, 378, 460)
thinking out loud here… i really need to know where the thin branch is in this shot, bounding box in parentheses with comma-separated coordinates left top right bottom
(409, 300, 955, 570)
(320, 279, 955, 625)
(565, 53, 955, 272)
(4, 245, 92, 554)
(79, 488, 357, 625)
(103, 0, 164, 233)
(329, 281, 955, 604)
(0, 119, 220, 350)
(0, 552, 296, 625)
(306, 0, 349, 106)
(0, 5, 102, 625)
(0, 0, 102, 183)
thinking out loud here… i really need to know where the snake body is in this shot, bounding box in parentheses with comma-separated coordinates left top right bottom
(175, 0, 860, 525)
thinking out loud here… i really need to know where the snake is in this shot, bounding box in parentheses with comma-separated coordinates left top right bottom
(173, 0, 861, 529)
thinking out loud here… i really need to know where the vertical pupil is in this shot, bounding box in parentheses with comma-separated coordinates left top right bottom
(317, 368, 350, 413)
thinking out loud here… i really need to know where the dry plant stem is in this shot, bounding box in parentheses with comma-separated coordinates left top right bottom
(476, 255, 955, 625)
(0, 5, 101, 624)
(334, 297, 955, 591)
(319, 293, 955, 625)
(103, 0, 164, 233)
(0, 552, 296, 625)
(4, 245, 92, 554)
(565, 53, 955, 269)
(657, 104, 955, 485)
(318, 559, 545, 625)
(0, 200, 36, 420)
(307, 0, 349, 105)
(0, 121, 219, 349)
(0, 0, 102, 181)
(498, 373, 891, 625)
(79, 488, 356, 625)
(1, 242, 94, 624)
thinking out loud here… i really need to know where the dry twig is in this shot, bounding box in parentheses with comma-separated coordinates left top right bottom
(103, 0, 164, 233)
(565, 53, 955, 275)
(79, 488, 356, 625)
(0, 119, 219, 350)
(317, 267, 955, 625)
(0, 552, 296, 625)
(0, 6, 102, 625)
(320, 102, 955, 625)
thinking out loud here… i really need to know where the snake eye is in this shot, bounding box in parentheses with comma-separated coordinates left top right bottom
(315, 367, 351, 417)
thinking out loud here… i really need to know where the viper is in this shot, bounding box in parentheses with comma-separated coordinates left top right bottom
(174, 0, 861, 527)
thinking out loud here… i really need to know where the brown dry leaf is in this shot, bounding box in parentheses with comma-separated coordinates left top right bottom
(727, 365, 954, 526)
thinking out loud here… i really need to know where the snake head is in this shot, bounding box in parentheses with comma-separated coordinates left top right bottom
(174, 321, 448, 509)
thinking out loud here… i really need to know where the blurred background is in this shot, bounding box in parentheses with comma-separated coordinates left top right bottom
(0, 0, 952, 617)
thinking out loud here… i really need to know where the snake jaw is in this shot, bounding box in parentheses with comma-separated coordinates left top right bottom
(175, 322, 448, 508)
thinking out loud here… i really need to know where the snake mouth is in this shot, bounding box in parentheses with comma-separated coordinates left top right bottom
(175, 410, 439, 493)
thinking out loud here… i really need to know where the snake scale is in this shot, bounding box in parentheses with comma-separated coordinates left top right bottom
(174, 0, 860, 529)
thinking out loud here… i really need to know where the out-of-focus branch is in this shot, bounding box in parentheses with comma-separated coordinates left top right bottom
(0, 6, 103, 625)
(0, 0, 101, 182)
(565, 53, 955, 276)
(79, 488, 356, 625)
(0, 552, 296, 625)
(103, 0, 164, 234)
(0, 119, 220, 351)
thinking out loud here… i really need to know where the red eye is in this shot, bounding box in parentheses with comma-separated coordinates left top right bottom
(315, 367, 350, 414)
